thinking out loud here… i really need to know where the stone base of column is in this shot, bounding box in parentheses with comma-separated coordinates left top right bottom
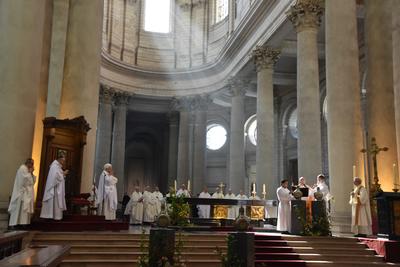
(330, 212, 352, 234)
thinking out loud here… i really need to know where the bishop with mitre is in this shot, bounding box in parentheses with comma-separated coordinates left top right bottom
(96, 163, 118, 220)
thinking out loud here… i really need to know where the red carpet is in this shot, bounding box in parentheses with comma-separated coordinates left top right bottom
(359, 237, 400, 263)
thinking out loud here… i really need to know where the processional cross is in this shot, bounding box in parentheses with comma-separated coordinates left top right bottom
(361, 137, 388, 195)
(219, 182, 225, 193)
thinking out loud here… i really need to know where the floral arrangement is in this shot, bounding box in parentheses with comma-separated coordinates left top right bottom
(293, 203, 331, 236)
(167, 190, 190, 226)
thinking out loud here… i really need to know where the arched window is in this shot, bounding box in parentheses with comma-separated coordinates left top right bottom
(144, 0, 171, 33)
(248, 119, 257, 146)
(288, 108, 298, 139)
(206, 124, 227, 150)
(215, 0, 229, 23)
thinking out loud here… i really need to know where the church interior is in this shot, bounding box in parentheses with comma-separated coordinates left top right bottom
(1, 0, 400, 266)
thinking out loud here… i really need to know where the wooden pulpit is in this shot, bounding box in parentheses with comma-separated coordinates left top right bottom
(376, 192, 400, 240)
(35, 116, 90, 214)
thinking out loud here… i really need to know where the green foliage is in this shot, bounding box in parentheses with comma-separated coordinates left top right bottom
(215, 235, 244, 267)
(167, 194, 190, 226)
(138, 229, 149, 267)
(293, 203, 331, 236)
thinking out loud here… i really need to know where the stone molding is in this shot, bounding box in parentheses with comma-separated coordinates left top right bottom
(114, 91, 130, 106)
(251, 46, 281, 72)
(192, 94, 210, 111)
(286, 0, 324, 32)
(172, 96, 196, 112)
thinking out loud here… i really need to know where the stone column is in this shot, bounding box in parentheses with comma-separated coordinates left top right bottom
(228, 79, 247, 193)
(365, 0, 397, 191)
(176, 97, 192, 186)
(252, 46, 280, 199)
(325, 0, 362, 233)
(192, 95, 209, 195)
(393, 0, 400, 182)
(0, 0, 47, 202)
(111, 92, 130, 200)
(287, 0, 324, 180)
(94, 85, 115, 183)
(58, 0, 103, 193)
(167, 111, 179, 188)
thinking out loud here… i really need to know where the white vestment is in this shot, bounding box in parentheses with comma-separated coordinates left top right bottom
(103, 175, 118, 220)
(8, 165, 36, 226)
(40, 160, 66, 220)
(125, 191, 144, 224)
(197, 192, 211, 218)
(349, 185, 372, 235)
(95, 171, 107, 215)
(212, 192, 224, 199)
(225, 193, 237, 219)
(176, 189, 190, 197)
(236, 194, 248, 217)
(277, 186, 292, 232)
(249, 195, 260, 200)
(143, 191, 158, 222)
(153, 191, 164, 215)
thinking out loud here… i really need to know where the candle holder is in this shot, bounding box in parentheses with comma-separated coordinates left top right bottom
(393, 188, 399, 193)
(262, 193, 266, 200)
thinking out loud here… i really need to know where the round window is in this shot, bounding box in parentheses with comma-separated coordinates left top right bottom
(206, 124, 227, 150)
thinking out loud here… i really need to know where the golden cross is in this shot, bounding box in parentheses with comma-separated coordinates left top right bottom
(219, 182, 225, 191)
(361, 137, 388, 194)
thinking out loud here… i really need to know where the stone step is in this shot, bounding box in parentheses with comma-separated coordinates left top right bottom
(66, 251, 221, 261)
(69, 244, 227, 253)
(60, 259, 221, 267)
(255, 239, 367, 248)
(278, 235, 360, 242)
(255, 246, 376, 255)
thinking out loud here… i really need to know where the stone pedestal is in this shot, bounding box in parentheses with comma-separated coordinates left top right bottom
(252, 46, 280, 199)
(228, 232, 254, 267)
(228, 79, 247, 193)
(287, 0, 323, 180)
(149, 228, 175, 266)
(290, 200, 306, 235)
(312, 201, 327, 224)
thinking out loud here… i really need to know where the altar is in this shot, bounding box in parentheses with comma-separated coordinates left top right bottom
(168, 197, 277, 221)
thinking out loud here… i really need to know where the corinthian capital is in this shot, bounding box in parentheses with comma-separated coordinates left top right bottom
(227, 77, 249, 97)
(286, 0, 324, 32)
(251, 46, 281, 72)
(114, 91, 130, 106)
(192, 94, 210, 111)
(99, 84, 115, 104)
(172, 96, 195, 112)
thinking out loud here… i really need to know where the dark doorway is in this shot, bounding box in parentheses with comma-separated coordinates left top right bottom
(288, 159, 298, 185)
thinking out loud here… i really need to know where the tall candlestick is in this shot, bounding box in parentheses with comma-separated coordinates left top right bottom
(262, 184, 266, 194)
(174, 180, 177, 192)
(252, 183, 256, 193)
(352, 165, 356, 178)
(393, 163, 398, 189)
(187, 180, 191, 191)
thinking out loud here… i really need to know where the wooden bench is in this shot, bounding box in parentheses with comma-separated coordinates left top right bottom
(0, 231, 29, 260)
(0, 244, 70, 267)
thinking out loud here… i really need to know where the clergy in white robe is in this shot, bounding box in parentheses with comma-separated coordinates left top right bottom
(153, 186, 164, 215)
(249, 193, 261, 200)
(143, 187, 158, 223)
(311, 174, 332, 201)
(277, 179, 293, 232)
(212, 187, 224, 199)
(96, 164, 118, 219)
(8, 159, 36, 226)
(40, 155, 68, 220)
(236, 190, 248, 217)
(197, 187, 211, 218)
(125, 187, 144, 224)
(225, 189, 237, 219)
(176, 184, 190, 197)
(349, 177, 372, 236)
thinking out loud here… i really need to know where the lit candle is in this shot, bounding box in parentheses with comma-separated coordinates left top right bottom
(352, 165, 356, 178)
(252, 183, 256, 193)
(393, 163, 397, 189)
(174, 180, 177, 191)
(262, 184, 266, 194)
(187, 180, 191, 191)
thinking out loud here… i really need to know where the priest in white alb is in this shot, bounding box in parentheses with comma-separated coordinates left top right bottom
(96, 163, 118, 220)
(143, 186, 158, 223)
(212, 186, 224, 199)
(197, 186, 211, 218)
(349, 177, 372, 237)
(236, 190, 248, 217)
(40, 154, 68, 220)
(125, 186, 144, 224)
(277, 179, 293, 232)
(176, 184, 190, 197)
(8, 158, 36, 227)
(225, 189, 236, 219)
